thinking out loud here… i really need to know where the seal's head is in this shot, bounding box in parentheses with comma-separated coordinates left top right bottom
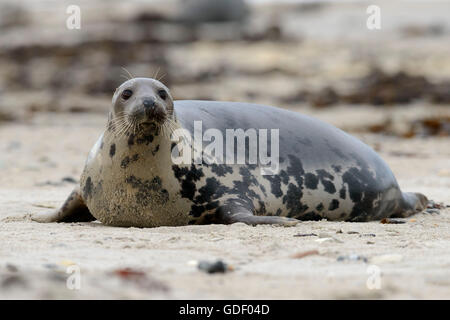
(110, 77, 174, 133)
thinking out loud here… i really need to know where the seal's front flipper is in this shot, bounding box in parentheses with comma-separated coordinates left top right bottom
(216, 203, 298, 227)
(32, 187, 95, 223)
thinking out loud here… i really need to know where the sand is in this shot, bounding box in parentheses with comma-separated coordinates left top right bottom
(0, 110, 449, 299)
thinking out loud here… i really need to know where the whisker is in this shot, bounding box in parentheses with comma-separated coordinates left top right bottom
(120, 74, 130, 81)
(153, 67, 160, 80)
(121, 67, 134, 80)
(156, 73, 166, 82)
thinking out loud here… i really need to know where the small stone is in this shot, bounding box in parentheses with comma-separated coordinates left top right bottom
(337, 254, 368, 263)
(6, 263, 18, 272)
(62, 176, 77, 184)
(381, 218, 406, 224)
(198, 260, 229, 274)
(293, 233, 317, 237)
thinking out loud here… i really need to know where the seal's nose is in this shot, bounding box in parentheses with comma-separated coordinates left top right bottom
(143, 98, 155, 108)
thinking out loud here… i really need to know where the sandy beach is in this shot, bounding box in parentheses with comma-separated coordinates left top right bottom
(0, 109, 449, 299)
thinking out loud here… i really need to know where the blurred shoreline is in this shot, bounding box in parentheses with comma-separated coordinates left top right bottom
(1, 0, 449, 137)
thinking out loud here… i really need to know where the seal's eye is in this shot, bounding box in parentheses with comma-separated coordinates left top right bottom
(121, 89, 133, 100)
(158, 89, 167, 100)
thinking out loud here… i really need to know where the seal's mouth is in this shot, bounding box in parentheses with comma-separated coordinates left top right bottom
(142, 103, 167, 124)
(138, 121, 159, 131)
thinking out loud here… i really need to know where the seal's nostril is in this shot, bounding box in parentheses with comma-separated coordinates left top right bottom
(143, 98, 155, 108)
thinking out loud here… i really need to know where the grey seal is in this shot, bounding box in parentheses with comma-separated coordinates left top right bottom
(32, 77, 428, 227)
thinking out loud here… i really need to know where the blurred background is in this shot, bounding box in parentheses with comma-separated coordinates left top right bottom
(0, 0, 449, 191)
(0, 0, 449, 136)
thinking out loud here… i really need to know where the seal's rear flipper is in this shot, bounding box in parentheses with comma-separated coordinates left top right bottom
(32, 187, 95, 223)
(391, 192, 428, 218)
(216, 202, 298, 226)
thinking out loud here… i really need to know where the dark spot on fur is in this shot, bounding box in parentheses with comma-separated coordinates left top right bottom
(279, 156, 309, 217)
(328, 199, 339, 211)
(283, 183, 308, 218)
(341, 156, 382, 221)
(128, 134, 135, 146)
(83, 176, 93, 200)
(258, 201, 266, 215)
(172, 165, 205, 201)
(260, 184, 266, 195)
(211, 164, 233, 177)
(316, 203, 324, 212)
(152, 144, 160, 156)
(286, 155, 305, 186)
(279, 170, 289, 185)
(109, 144, 116, 158)
(136, 134, 154, 145)
(304, 173, 319, 189)
(120, 154, 139, 169)
(228, 167, 261, 209)
(342, 167, 364, 203)
(121, 156, 130, 168)
(316, 169, 336, 194)
(194, 177, 228, 204)
(125, 175, 169, 206)
(264, 175, 283, 198)
(339, 185, 346, 199)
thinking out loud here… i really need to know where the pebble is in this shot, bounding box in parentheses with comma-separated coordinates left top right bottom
(293, 233, 317, 237)
(197, 260, 230, 274)
(337, 254, 368, 263)
(381, 218, 406, 224)
(6, 263, 18, 272)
